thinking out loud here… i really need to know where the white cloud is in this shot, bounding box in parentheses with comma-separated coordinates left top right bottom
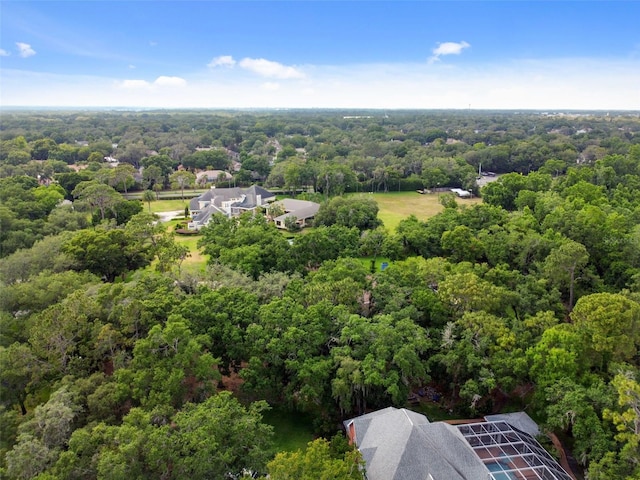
(119, 76, 187, 89)
(208, 55, 236, 68)
(429, 41, 470, 63)
(2, 56, 638, 110)
(120, 79, 150, 88)
(238, 58, 305, 79)
(261, 82, 280, 91)
(206, 55, 304, 79)
(433, 41, 470, 56)
(128, 64, 136, 69)
(0, 49, 9, 57)
(154, 76, 187, 87)
(16, 42, 36, 58)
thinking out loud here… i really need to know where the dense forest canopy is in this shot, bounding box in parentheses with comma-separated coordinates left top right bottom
(0, 109, 639, 480)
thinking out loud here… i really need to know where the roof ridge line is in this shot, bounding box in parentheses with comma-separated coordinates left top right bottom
(401, 408, 414, 426)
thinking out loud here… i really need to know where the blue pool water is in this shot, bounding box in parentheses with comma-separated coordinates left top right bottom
(486, 461, 518, 480)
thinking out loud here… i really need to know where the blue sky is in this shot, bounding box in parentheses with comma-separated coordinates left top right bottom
(1, 1, 639, 110)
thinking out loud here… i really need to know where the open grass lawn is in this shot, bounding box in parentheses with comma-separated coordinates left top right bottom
(356, 256, 392, 273)
(145, 232, 207, 275)
(159, 219, 208, 273)
(364, 191, 483, 232)
(262, 408, 315, 453)
(174, 234, 208, 274)
(125, 189, 207, 201)
(146, 198, 190, 214)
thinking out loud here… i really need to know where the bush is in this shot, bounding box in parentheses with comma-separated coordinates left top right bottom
(175, 228, 199, 235)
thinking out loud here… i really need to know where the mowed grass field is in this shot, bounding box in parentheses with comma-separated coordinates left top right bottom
(160, 219, 207, 274)
(151, 191, 483, 271)
(368, 191, 482, 232)
(146, 198, 190, 213)
(174, 234, 207, 274)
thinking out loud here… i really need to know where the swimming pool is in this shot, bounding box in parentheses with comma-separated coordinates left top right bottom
(486, 460, 518, 480)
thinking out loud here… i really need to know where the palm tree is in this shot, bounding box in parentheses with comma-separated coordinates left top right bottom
(142, 190, 155, 212)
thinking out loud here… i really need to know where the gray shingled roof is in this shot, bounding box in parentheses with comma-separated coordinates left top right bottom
(191, 204, 225, 224)
(189, 186, 275, 213)
(272, 198, 320, 222)
(484, 412, 540, 437)
(345, 408, 489, 480)
(345, 407, 572, 480)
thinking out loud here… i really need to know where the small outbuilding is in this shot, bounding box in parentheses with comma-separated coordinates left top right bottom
(272, 198, 320, 229)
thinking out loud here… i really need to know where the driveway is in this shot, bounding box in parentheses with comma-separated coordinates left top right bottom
(476, 174, 501, 188)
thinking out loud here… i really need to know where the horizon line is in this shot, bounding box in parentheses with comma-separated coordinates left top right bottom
(2, 106, 639, 114)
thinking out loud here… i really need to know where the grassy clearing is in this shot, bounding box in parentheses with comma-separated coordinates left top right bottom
(262, 408, 315, 453)
(165, 220, 207, 273)
(174, 234, 208, 274)
(363, 191, 482, 232)
(144, 198, 191, 213)
(356, 256, 392, 273)
(144, 231, 207, 275)
(125, 189, 207, 201)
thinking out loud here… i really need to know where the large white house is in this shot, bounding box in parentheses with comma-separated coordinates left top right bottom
(187, 185, 275, 230)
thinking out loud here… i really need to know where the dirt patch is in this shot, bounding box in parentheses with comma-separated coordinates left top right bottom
(220, 370, 245, 395)
(548, 432, 580, 480)
(218, 363, 254, 399)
